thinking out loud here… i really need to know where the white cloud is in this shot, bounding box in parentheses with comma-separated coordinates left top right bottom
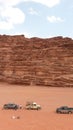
(0, 7, 25, 30)
(28, 0, 60, 8)
(0, 0, 23, 6)
(0, 0, 61, 8)
(47, 16, 64, 23)
(0, 0, 61, 30)
(1, 7, 25, 24)
(0, 0, 25, 30)
(0, 21, 13, 30)
(28, 8, 38, 15)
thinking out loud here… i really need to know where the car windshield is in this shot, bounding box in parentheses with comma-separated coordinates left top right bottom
(61, 106, 68, 109)
(7, 103, 16, 106)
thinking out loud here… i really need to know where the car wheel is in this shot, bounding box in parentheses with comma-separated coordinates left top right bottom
(14, 107, 18, 110)
(68, 111, 72, 114)
(28, 107, 31, 110)
(57, 111, 61, 114)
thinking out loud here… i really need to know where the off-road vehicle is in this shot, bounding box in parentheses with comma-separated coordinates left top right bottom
(25, 101, 41, 110)
(3, 103, 22, 110)
(56, 106, 73, 114)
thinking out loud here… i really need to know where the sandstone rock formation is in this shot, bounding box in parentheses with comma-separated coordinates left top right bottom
(0, 34, 73, 87)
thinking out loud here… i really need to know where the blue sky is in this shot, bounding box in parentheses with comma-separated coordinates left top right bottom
(0, 0, 73, 38)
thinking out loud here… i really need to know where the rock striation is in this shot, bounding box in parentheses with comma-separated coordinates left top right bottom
(0, 34, 73, 87)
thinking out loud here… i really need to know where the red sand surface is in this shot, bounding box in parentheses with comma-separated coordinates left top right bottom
(0, 83, 73, 130)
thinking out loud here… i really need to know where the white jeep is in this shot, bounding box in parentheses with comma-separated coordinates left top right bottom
(25, 102, 41, 110)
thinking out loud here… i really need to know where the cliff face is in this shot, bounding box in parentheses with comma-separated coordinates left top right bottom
(0, 35, 73, 87)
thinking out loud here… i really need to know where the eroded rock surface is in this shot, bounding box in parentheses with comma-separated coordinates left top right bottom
(0, 35, 73, 87)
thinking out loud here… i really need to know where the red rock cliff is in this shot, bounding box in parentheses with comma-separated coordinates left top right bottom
(0, 35, 73, 87)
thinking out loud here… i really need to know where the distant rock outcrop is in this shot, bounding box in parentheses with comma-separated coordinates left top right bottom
(0, 34, 73, 87)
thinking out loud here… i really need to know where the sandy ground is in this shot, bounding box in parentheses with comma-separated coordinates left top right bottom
(0, 83, 73, 130)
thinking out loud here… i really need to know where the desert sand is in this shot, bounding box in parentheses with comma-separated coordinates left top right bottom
(0, 83, 73, 130)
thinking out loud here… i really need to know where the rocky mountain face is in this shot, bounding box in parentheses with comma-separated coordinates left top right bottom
(0, 34, 73, 87)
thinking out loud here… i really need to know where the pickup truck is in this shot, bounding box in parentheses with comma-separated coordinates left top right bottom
(56, 106, 73, 114)
(25, 101, 41, 110)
